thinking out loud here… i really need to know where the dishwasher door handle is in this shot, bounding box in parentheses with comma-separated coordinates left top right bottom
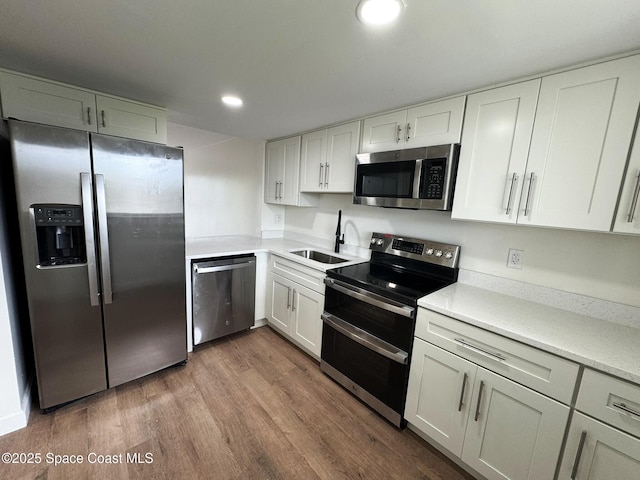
(194, 261, 255, 274)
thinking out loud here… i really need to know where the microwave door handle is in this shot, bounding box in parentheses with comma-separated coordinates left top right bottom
(413, 160, 423, 199)
(80, 173, 100, 306)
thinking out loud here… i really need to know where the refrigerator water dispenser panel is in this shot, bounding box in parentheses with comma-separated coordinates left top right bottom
(33, 204, 87, 267)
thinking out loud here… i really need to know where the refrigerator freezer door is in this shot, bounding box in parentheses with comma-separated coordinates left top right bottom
(91, 134, 186, 387)
(9, 121, 107, 409)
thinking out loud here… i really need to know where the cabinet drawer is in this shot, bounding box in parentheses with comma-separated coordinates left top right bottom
(416, 308, 579, 403)
(577, 369, 640, 438)
(271, 255, 325, 294)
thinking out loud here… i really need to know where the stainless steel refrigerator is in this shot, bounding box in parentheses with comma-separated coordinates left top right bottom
(9, 120, 187, 410)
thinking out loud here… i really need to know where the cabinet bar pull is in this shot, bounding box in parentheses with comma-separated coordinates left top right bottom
(319, 163, 324, 186)
(292, 289, 297, 311)
(324, 163, 329, 186)
(87, 107, 92, 125)
(474, 380, 484, 421)
(396, 125, 402, 143)
(612, 401, 640, 418)
(286, 287, 291, 308)
(458, 372, 468, 412)
(405, 123, 411, 142)
(570, 430, 587, 479)
(505, 172, 518, 215)
(275, 181, 279, 200)
(454, 337, 506, 361)
(101, 109, 106, 127)
(627, 172, 640, 223)
(523, 172, 535, 217)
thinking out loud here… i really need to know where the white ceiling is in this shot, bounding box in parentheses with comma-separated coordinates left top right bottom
(1, 1, 639, 140)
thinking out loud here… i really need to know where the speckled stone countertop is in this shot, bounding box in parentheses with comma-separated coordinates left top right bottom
(418, 274, 640, 385)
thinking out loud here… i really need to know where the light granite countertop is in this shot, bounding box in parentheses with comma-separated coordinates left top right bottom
(418, 279, 640, 385)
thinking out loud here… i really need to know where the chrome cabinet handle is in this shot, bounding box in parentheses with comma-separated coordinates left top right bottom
(627, 172, 640, 223)
(458, 372, 468, 412)
(396, 125, 402, 143)
(454, 337, 506, 361)
(405, 123, 411, 142)
(612, 401, 640, 418)
(474, 380, 485, 421)
(571, 430, 588, 479)
(80, 173, 100, 306)
(523, 172, 535, 217)
(324, 162, 329, 186)
(274, 181, 278, 200)
(87, 107, 92, 125)
(101, 109, 106, 127)
(505, 172, 518, 215)
(319, 163, 324, 187)
(286, 287, 291, 308)
(291, 289, 297, 311)
(94, 174, 113, 304)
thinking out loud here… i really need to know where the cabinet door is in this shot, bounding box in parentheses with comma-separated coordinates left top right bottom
(558, 412, 640, 479)
(521, 55, 640, 231)
(452, 81, 540, 223)
(95, 95, 167, 144)
(461, 367, 570, 480)
(299, 129, 327, 192)
(291, 284, 324, 357)
(265, 140, 285, 203)
(613, 124, 640, 234)
(280, 136, 302, 205)
(405, 339, 476, 457)
(361, 110, 407, 153)
(324, 121, 360, 192)
(269, 274, 292, 334)
(405, 96, 466, 148)
(0, 72, 98, 132)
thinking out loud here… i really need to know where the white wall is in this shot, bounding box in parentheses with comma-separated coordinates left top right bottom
(167, 123, 265, 239)
(284, 194, 640, 308)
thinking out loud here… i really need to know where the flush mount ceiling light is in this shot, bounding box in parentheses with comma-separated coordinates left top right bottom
(356, 0, 405, 26)
(221, 95, 243, 107)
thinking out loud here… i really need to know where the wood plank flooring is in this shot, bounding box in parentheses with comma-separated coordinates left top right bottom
(0, 326, 474, 480)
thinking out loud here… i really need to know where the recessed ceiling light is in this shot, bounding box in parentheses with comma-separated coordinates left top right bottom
(221, 95, 243, 107)
(356, 0, 405, 26)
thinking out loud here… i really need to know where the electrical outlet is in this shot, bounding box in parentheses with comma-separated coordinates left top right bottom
(274, 214, 282, 225)
(507, 249, 524, 269)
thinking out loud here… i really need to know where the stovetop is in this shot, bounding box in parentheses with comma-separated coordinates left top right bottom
(326, 233, 460, 306)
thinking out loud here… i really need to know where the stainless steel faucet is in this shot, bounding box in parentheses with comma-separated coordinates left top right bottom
(334, 209, 345, 253)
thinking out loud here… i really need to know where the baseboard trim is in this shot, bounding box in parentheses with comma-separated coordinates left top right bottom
(0, 379, 32, 437)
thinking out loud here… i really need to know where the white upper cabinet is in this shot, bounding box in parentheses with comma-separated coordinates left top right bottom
(452, 80, 540, 223)
(453, 54, 640, 232)
(265, 136, 318, 207)
(522, 55, 640, 231)
(613, 121, 640, 234)
(300, 121, 360, 193)
(0, 71, 168, 143)
(360, 96, 465, 153)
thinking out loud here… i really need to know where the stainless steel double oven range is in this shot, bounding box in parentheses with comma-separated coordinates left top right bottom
(321, 233, 460, 427)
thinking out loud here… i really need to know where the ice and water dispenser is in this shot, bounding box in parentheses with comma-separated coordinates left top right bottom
(32, 204, 87, 267)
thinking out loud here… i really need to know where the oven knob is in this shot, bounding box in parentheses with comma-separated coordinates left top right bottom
(376, 239, 384, 246)
(435, 250, 443, 257)
(444, 252, 453, 259)
(370, 238, 377, 244)
(426, 248, 434, 255)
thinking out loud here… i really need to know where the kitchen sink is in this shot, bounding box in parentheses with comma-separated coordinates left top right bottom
(290, 249, 348, 264)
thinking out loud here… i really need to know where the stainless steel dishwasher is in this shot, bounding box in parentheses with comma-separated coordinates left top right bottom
(192, 254, 256, 345)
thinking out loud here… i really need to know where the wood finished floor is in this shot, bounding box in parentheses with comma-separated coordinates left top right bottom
(0, 326, 474, 480)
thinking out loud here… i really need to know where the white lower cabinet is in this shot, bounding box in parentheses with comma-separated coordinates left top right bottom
(406, 339, 569, 480)
(267, 256, 325, 358)
(558, 412, 640, 480)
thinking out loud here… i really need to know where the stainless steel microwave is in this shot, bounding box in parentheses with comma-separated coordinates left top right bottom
(353, 144, 460, 210)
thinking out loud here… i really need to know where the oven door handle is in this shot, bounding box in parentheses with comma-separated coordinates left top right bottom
(324, 278, 415, 318)
(321, 313, 409, 365)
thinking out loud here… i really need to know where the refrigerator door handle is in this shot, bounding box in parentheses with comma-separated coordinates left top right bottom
(94, 174, 113, 304)
(80, 172, 100, 306)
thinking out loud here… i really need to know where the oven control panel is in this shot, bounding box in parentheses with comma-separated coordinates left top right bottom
(370, 232, 460, 268)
